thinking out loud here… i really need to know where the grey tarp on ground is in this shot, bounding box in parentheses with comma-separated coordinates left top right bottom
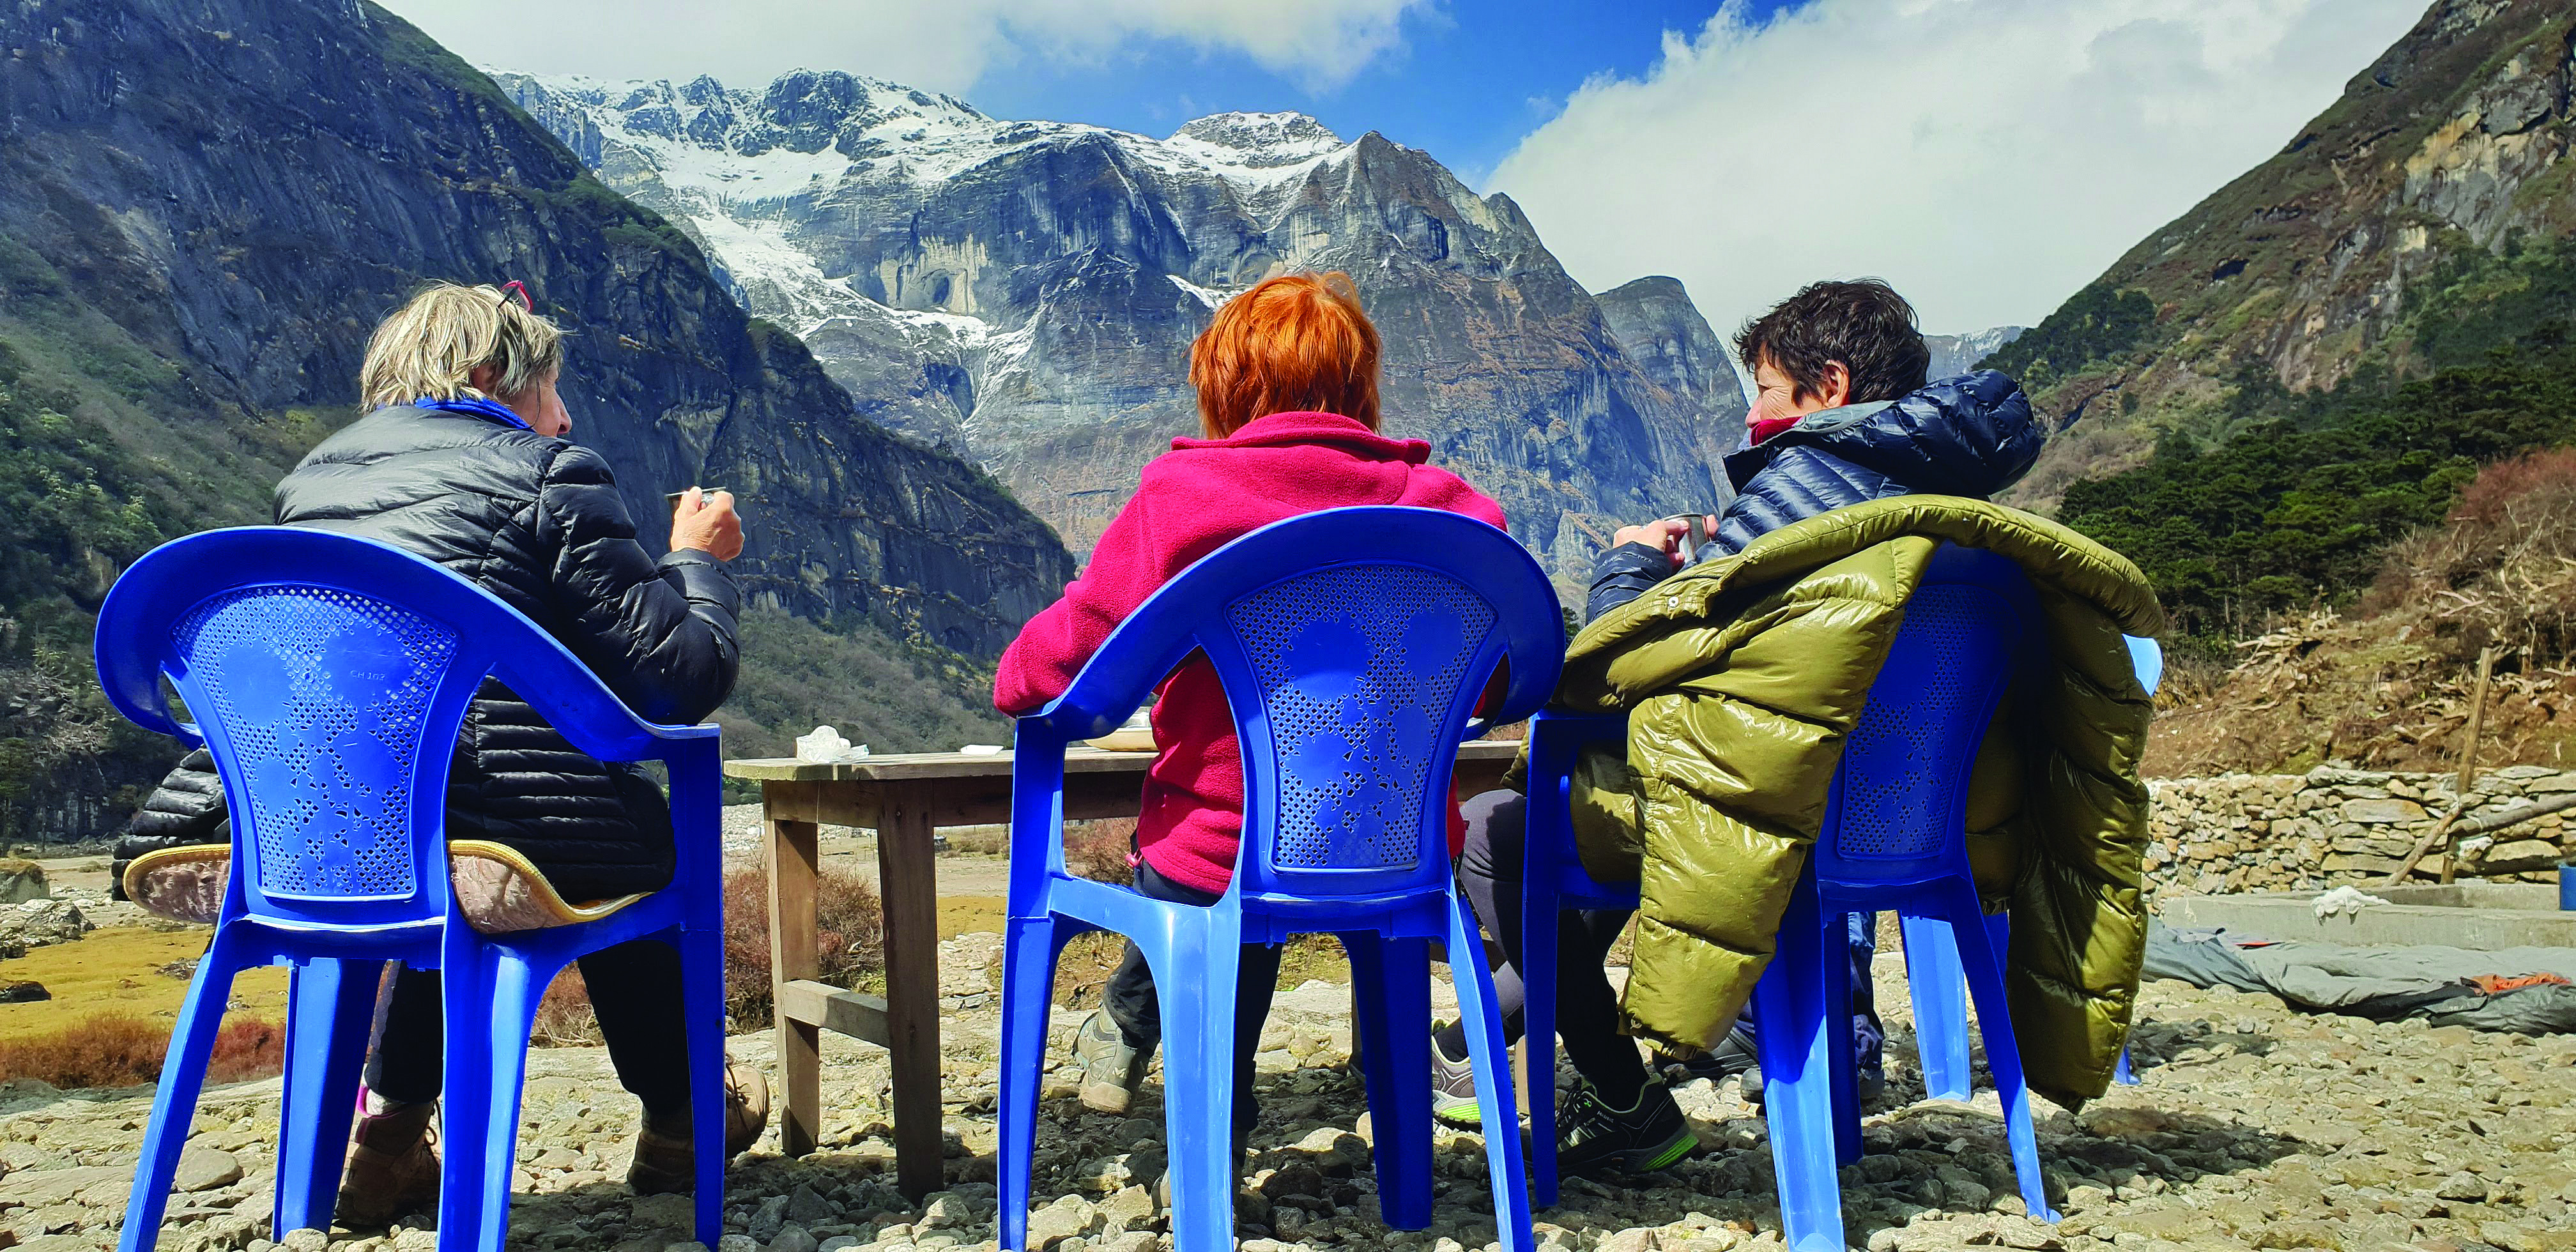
(2143, 921, 2576, 1034)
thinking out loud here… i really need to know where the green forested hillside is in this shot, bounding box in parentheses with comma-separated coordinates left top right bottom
(2060, 240, 2576, 648)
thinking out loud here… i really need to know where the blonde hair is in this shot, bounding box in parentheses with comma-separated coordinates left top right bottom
(358, 282, 564, 409)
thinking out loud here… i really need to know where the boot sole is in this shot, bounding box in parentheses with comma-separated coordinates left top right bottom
(1079, 1080, 1136, 1115)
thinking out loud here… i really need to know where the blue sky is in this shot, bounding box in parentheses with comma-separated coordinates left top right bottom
(963, 1, 1794, 185)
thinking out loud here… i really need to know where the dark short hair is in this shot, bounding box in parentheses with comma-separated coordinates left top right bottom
(1733, 279, 1931, 406)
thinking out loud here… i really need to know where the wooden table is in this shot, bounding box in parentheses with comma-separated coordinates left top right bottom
(724, 740, 1523, 1198)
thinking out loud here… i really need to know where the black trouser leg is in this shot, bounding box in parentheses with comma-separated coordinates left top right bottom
(1100, 859, 1282, 1131)
(1440, 790, 1648, 1104)
(362, 940, 691, 1120)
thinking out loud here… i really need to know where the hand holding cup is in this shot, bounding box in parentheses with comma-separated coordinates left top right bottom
(670, 487, 743, 561)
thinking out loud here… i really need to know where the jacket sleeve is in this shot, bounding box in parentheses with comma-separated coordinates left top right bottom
(532, 444, 742, 726)
(1587, 542, 1675, 622)
(994, 478, 1174, 716)
(112, 748, 231, 899)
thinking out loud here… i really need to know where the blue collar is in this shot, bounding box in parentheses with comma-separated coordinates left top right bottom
(413, 395, 531, 431)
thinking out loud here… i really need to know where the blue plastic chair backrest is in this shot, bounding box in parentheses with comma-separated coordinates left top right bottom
(94, 527, 694, 931)
(1022, 507, 1563, 901)
(1812, 544, 2041, 885)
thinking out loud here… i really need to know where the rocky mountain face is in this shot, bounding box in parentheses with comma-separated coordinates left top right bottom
(1924, 326, 2027, 381)
(496, 72, 1749, 572)
(0, 0, 1072, 839)
(1996, 0, 2576, 503)
(0, 0, 1070, 659)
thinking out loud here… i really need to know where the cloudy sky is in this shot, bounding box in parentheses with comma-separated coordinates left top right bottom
(383, 0, 2430, 337)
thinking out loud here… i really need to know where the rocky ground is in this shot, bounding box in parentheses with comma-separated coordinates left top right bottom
(5, 929, 2573, 1252)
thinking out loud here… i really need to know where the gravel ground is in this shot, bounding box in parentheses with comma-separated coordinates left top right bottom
(4, 933, 2572, 1252)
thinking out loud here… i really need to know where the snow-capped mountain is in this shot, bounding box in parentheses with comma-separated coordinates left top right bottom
(1923, 326, 2028, 382)
(498, 69, 1748, 569)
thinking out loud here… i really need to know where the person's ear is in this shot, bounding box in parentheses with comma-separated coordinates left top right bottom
(467, 364, 500, 398)
(1816, 362, 1853, 409)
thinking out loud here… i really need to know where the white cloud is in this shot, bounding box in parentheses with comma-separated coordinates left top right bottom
(1487, 0, 2429, 339)
(376, 0, 1425, 98)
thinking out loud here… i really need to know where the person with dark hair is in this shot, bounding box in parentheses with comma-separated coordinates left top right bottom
(1429, 279, 2043, 1175)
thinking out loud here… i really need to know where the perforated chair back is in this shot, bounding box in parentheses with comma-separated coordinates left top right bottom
(1011, 507, 1562, 905)
(95, 527, 698, 933)
(1811, 544, 2040, 887)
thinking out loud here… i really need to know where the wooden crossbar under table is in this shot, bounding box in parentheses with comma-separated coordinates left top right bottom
(723, 740, 1522, 1199)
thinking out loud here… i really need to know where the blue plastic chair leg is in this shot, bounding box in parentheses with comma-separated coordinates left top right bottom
(1944, 889, 2058, 1224)
(2113, 1046, 2139, 1086)
(1899, 913, 1971, 1101)
(1343, 931, 1434, 1231)
(118, 932, 245, 1252)
(434, 938, 493, 1252)
(1446, 894, 1535, 1252)
(1156, 912, 1243, 1252)
(463, 948, 551, 1252)
(1823, 917, 1862, 1168)
(273, 957, 383, 1235)
(677, 928, 728, 1247)
(1752, 880, 1846, 1252)
(1521, 876, 1563, 1208)
(999, 915, 1078, 1252)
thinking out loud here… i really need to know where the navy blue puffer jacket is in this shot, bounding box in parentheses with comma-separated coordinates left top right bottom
(1590, 370, 2043, 619)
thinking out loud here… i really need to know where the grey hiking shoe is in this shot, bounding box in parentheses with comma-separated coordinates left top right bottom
(1430, 1025, 1481, 1129)
(1074, 1009, 1147, 1115)
(1556, 1076, 1698, 1177)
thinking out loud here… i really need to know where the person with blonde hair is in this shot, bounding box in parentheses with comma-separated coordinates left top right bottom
(116, 280, 764, 1223)
(993, 271, 1509, 1172)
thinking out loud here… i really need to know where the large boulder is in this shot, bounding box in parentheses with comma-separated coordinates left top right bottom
(0, 858, 47, 905)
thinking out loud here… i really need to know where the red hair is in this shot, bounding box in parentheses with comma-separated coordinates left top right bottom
(1189, 271, 1381, 438)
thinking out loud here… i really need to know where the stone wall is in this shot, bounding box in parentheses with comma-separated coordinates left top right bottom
(2145, 765, 2575, 896)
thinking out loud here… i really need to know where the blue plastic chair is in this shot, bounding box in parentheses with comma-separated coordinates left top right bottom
(1752, 545, 2062, 1250)
(94, 528, 730, 1252)
(1907, 632, 2159, 1099)
(995, 507, 1563, 1252)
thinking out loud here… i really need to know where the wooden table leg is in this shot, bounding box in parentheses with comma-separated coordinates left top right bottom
(767, 797, 822, 1158)
(877, 786, 944, 1200)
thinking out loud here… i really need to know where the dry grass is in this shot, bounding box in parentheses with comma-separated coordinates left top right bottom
(0, 1012, 285, 1088)
(2149, 446, 2576, 775)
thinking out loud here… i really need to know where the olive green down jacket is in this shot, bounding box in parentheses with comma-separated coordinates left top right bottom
(1554, 496, 2166, 1108)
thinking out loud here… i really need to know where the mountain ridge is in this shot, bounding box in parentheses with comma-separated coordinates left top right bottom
(496, 68, 1752, 576)
(0, 0, 1072, 839)
(2002, 0, 2576, 507)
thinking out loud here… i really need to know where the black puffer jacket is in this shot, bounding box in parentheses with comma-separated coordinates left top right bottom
(114, 404, 739, 900)
(1590, 370, 2043, 619)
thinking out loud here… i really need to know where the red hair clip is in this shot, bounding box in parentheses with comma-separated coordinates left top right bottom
(498, 280, 533, 311)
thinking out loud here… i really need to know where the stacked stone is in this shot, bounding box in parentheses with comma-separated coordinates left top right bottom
(2143, 765, 2576, 897)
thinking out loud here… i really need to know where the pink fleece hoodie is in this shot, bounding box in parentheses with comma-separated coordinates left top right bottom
(993, 411, 1509, 894)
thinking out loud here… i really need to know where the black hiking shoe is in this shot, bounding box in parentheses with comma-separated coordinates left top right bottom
(1556, 1076, 1698, 1177)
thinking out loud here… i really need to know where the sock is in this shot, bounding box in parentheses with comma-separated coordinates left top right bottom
(1590, 1065, 1650, 1110)
(1434, 1023, 1470, 1064)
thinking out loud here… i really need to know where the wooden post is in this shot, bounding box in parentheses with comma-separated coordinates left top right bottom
(877, 786, 946, 1200)
(2439, 646, 2497, 885)
(766, 789, 823, 1157)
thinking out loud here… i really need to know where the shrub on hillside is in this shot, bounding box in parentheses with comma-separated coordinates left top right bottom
(0, 1014, 284, 1089)
(2147, 445, 2576, 775)
(533, 862, 885, 1042)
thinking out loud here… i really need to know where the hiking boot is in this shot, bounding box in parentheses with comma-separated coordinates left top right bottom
(1073, 1009, 1148, 1115)
(336, 1094, 439, 1228)
(1738, 1060, 1885, 1108)
(1429, 1023, 1482, 1129)
(1555, 1076, 1697, 1177)
(1662, 1023, 1757, 1086)
(628, 1061, 772, 1195)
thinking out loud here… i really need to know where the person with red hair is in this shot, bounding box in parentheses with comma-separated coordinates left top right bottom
(994, 271, 1507, 1161)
